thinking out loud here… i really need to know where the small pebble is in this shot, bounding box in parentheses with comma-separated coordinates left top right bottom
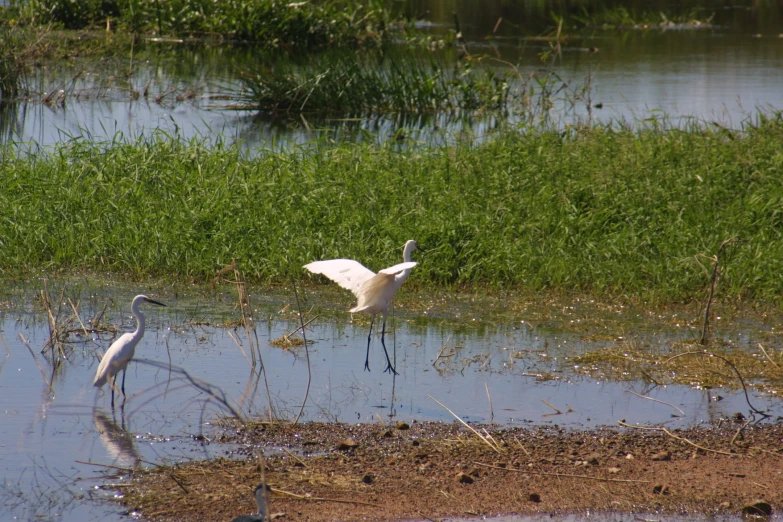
(337, 438, 358, 450)
(652, 484, 670, 495)
(456, 472, 474, 484)
(651, 450, 671, 461)
(742, 500, 772, 516)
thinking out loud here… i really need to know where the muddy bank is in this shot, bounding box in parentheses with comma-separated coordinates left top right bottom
(112, 420, 781, 521)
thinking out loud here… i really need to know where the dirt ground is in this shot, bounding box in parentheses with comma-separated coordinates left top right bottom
(113, 420, 782, 521)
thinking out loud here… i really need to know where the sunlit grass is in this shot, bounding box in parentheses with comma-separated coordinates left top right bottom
(573, 6, 714, 29)
(2, 0, 397, 49)
(2, 113, 783, 304)
(571, 340, 783, 394)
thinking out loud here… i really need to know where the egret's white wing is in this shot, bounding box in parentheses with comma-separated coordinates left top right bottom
(378, 261, 417, 275)
(303, 259, 376, 296)
(93, 332, 134, 387)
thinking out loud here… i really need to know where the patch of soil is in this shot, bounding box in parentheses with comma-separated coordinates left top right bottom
(114, 421, 782, 521)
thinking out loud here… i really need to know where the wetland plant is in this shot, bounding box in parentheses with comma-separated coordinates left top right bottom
(573, 6, 714, 30)
(0, 27, 29, 104)
(6, 0, 395, 48)
(3, 114, 783, 303)
(237, 50, 513, 115)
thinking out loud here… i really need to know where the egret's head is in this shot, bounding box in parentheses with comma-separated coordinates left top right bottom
(404, 239, 424, 252)
(133, 295, 167, 308)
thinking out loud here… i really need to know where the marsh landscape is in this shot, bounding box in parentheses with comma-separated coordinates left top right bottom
(1, 1, 783, 521)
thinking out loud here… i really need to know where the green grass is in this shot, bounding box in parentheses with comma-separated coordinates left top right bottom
(3, 114, 783, 304)
(237, 50, 512, 114)
(3, 0, 396, 48)
(0, 26, 31, 104)
(572, 6, 713, 29)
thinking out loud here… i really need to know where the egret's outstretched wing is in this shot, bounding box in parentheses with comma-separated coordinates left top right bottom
(303, 259, 376, 296)
(378, 261, 417, 275)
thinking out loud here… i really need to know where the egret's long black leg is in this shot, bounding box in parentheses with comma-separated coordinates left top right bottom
(380, 315, 398, 375)
(364, 315, 375, 371)
(110, 374, 117, 408)
(121, 368, 127, 397)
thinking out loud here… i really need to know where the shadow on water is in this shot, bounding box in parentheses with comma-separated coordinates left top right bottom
(0, 280, 782, 520)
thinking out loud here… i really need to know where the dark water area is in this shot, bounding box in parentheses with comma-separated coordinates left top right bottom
(2, 1, 783, 149)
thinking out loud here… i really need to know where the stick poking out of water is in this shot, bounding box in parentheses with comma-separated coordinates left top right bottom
(19, 333, 54, 393)
(625, 390, 684, 416)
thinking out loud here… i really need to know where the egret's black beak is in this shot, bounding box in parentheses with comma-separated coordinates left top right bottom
(145, 298, 166, 307)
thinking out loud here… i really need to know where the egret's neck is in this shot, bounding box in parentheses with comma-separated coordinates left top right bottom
(402, 243, 416, 263)
(132, 310, 146, 337)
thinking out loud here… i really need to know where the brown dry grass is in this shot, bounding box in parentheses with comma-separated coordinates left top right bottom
(112, 421, 782, 521)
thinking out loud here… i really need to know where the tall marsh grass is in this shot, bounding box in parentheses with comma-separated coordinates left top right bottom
(5, 0, 394, 48)
(237, 51, 511, 115)
(0, 27, 29, 104)
(3, 114, 783, 303)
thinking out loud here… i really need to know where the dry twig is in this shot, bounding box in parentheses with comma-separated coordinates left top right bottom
(664, 351, 768, 417)
(19, 333, 54, 393)
(473, 461, 650, 483)
(625, 390, 684, 416)
(271, 488, 381, 507)
(427, 395, 501, 453)
(617, 421, 733, 456)
(757, 343, 780, 370)
(292, 281, 312, 425)
(542, 399, 562, 414)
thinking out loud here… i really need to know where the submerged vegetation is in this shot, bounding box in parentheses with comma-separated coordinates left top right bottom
(3, 114, 783, 303)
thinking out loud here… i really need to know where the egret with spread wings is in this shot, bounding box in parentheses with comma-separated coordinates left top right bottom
(304, 240, 421, 375)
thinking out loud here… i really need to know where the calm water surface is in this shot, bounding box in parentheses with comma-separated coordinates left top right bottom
(0, 281, 780, 521)
(2, 2, 783, 148)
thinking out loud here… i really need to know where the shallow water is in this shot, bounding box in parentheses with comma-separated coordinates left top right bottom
(3, 3, 783, 149)
(0, 282, 781, 520)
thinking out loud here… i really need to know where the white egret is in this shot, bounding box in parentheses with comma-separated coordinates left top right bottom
(93, 294, 166, 407)
(304, 239, 421, 375)
(231, 483, 271, 522)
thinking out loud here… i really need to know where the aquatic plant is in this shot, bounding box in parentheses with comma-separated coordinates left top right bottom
(236, 50, 512, 115)
(572, 6, 713, 30)
(0, 27, 26, 104)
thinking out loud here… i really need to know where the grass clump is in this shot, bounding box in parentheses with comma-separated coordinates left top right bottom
(573, 6, 714, 29)
(3, 0, 395, 48)
(0, 26, 35, 104)
(571, 341, 783, 395)
(3, 114, 783, 303)
(237, 50, 511, 115)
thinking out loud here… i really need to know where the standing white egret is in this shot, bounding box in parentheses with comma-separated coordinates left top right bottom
(231, 483, 272, 522)
(93, 294, 166, 407)
(304, 239, 421, 375)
